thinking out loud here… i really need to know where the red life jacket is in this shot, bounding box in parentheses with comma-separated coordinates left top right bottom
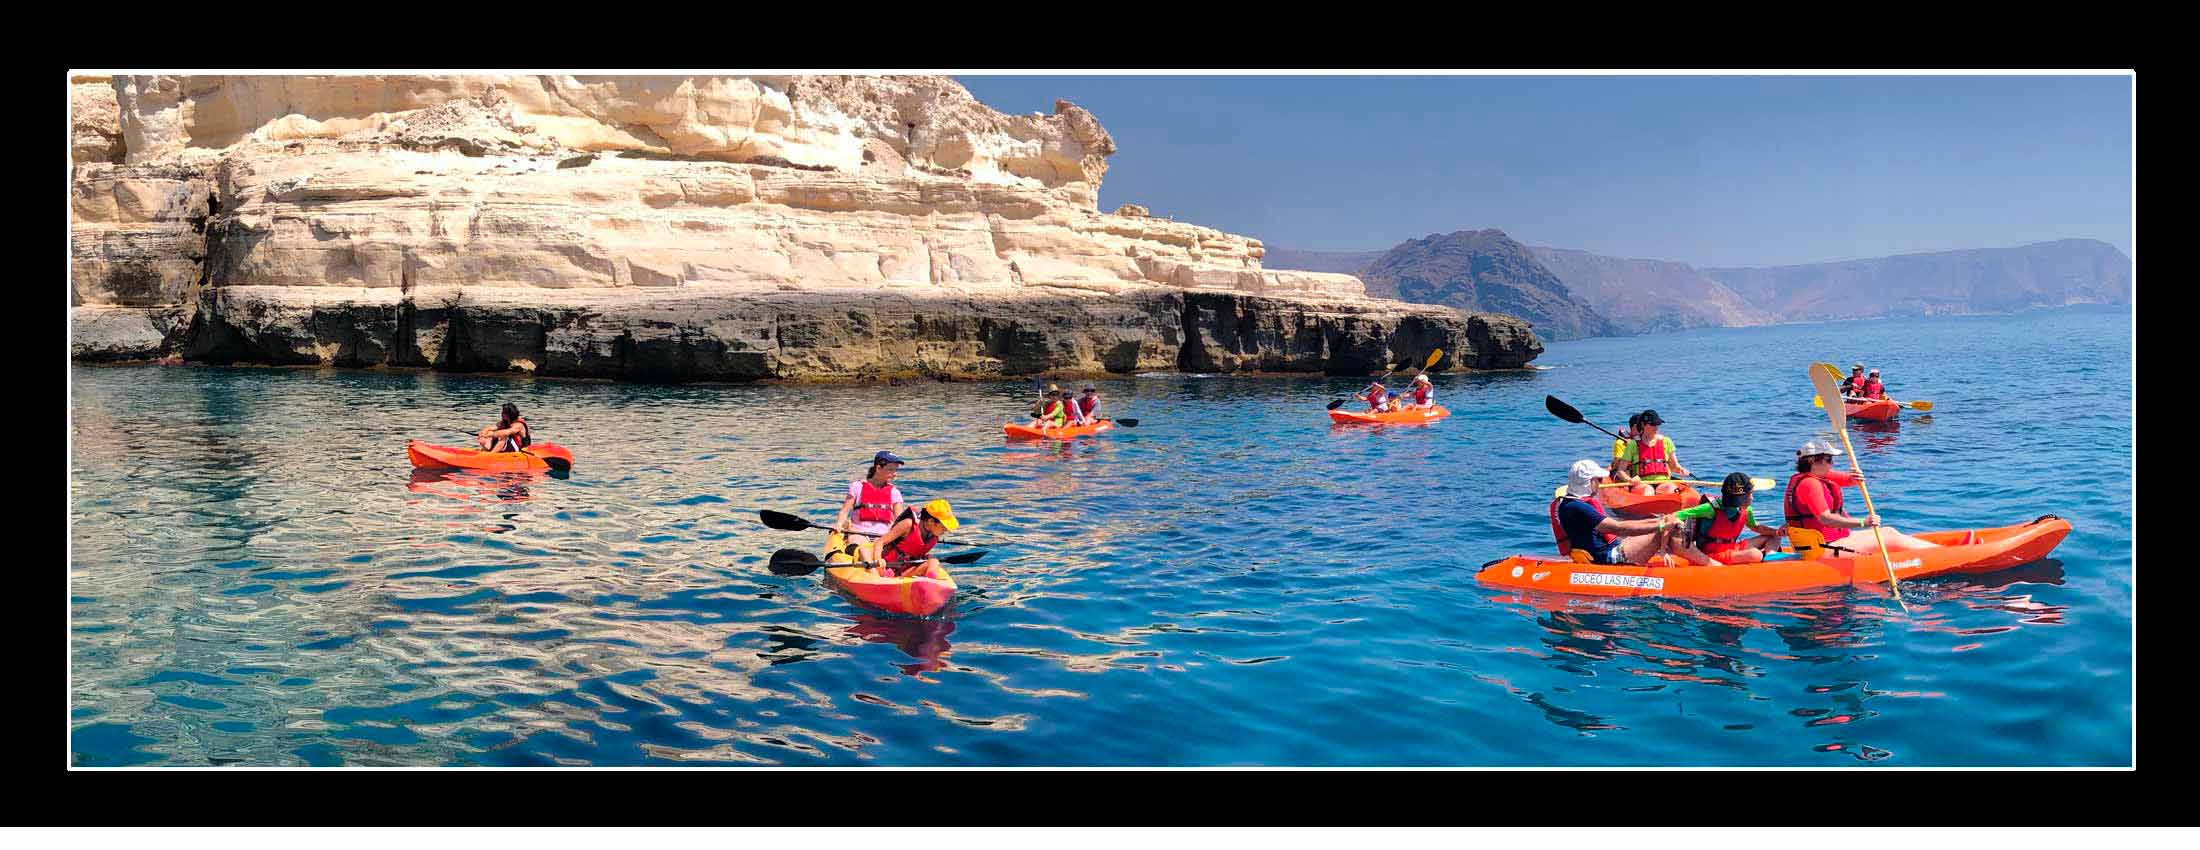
(1691, 495, 1752, 555)
(854, 479, 898, 526)
(1366, 384, 1388, 410)
(1629, 436, 1673, 478)
(1549, 495, 1617, 557)
(1840, 377, 1864, 397)
(884, 509, 940, 563)
(1862, 378, 1884, 398)
(1784, 472, 1848, 541)
(1076, 395, 1097, 416)
(1412, 383, 1431, 405)
(1043, 400, 1067, 424)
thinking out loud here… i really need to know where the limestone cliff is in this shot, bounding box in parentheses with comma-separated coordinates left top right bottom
(70, 75, 1541, 378)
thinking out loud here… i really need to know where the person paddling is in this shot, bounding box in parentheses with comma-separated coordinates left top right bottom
(1406, 372, 1435, 409)
(1672, 472, 1786, 565)
(1861, 369, 1887, 400)
(1839, 364, 1868, 399)
(1357, 381, 1396, 413)
(1611, 409, 1691, 496)
(833, 451, 909, 546)
(1550, 459, 1686, 565)
(865, 499, 962, 579)
(476, 403, 531, 453)
(1784, 439, 1937, 556)
(1026, 389, 1070, 430)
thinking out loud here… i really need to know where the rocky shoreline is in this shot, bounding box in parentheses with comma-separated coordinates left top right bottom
(70, 75, 1544, 380)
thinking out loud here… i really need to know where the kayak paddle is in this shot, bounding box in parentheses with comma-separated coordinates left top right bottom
(767, 547, 989, 576)
(1543, 395, 1625, 442)
(1809, 361, 1906, 611)
(1814, 394, 1935, 412)
(1328, 349, 1444, 410)
(758, 509, 991, 546)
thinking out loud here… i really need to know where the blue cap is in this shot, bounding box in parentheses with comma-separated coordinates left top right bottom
(872, 451, 906, 466)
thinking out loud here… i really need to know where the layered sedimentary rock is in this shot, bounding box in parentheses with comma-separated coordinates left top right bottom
(71, 75, 1541, 376)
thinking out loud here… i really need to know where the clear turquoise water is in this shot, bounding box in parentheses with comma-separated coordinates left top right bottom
(69, 306, 2133, 765)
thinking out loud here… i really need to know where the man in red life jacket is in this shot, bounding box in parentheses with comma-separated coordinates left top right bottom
(833, 450, 909, 547)
(1550, 459, 1685, 565)
(1784, 439, 1937, 556)
(1357, 381, 1394, 412)
(1839, 364, 1868, 399)
(867, 498, 961, 578)
(1069, 385, 1102, 425)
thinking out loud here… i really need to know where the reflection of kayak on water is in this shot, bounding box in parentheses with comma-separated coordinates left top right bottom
(405, 467, 540, 504)
(847, 615, 955, 674)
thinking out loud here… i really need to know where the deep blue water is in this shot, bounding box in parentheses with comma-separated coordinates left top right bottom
(69, 306, 2132, 766)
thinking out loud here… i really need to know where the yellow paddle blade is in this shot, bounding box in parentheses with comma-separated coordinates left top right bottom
(1425, 348, 1444, 369)
(1553, 485, 1568, 498)
(1905, 399, 1934, 412)
(1751, 477, 1776, 492)
(1809, 363, 1848, 431)
(1812, 394, 1826, 408)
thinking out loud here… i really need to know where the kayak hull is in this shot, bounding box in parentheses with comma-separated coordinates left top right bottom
(1328, 404, 1450, 426)
(1475, 516, 2071, 599)
(1003, 419, 1115, 440)
(1599, 483, 1700, 517)
(822, 530, 958, 617)
(1844, 399, 1901, 421)
(406, 440, 573, 472)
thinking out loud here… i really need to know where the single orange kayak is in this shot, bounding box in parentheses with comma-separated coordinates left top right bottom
(822, 529, 957, 617)
(406, 440, 574, 472)
(1328, 404, 1450, 426)
(1844, 398, 1901, 421)
(1003, 419, 1115, 440)
(1475, 516, 2071, 599)
(1598, 482, 1700, 517)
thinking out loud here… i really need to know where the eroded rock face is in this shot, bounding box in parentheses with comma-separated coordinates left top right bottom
(71, 75, 1541, 375)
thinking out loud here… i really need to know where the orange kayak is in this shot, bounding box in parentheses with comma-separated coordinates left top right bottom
(1598, 482, 1700, 517)
(1475, 516, 2071, 599)
(1328, 404, 1450, 425)
(822, 530, 957, 617)
(406, 440, 574, 472)
(1845, 398, 1901, 421)
(1003, 419, 1115, 440)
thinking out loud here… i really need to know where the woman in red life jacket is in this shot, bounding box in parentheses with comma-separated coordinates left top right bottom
(476, 403, 531, 452)
(1356, 381, 1395, 412)
(1611, 409, 1692, 497)
(1784, 439, 1938, 556)
(1550, 459, 1687, 565)
(1671, 472, 1786, 565)
(833, 450, 909, 546)
(1406, 372, 1435, 408)
(866, 499, 961, 578)
(1862, 369, 1887, 400)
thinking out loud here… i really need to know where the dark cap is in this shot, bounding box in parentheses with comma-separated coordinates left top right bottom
(1082, 386, 1096, 392)
(1638, 409, 1663, 426)
(872, 451, 906, 466)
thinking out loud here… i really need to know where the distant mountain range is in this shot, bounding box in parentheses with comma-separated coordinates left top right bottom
(1266, 235, 2132, 341)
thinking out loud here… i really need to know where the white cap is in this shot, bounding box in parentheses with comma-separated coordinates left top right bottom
(1797, 438, 1844, 458)
(1565, 459, 1610, 497)
(1414, 373, 1431, 383)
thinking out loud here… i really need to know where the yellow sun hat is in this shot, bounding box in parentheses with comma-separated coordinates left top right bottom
(923, 499, 960, 531)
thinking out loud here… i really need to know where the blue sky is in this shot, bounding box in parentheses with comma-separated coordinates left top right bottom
(955, 75, 2133, 268)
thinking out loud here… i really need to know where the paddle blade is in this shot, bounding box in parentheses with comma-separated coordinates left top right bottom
(758, 510, 816, 532)
(1812, 395, 1826, 409)
(1751, 477, 1776, 492)
(1905, 400, 1934, 412)
(1808, 363, 1848, 432)
(939, 550, 989, 565)
(1111, 418, 1139, 427)
(1424, 348, 1445, 369)
(768, 548, 827, 576)
(1553, 485, 1568, 498)
(1544, 395, 1585, 424)
(1326, 399, 1348, 411)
